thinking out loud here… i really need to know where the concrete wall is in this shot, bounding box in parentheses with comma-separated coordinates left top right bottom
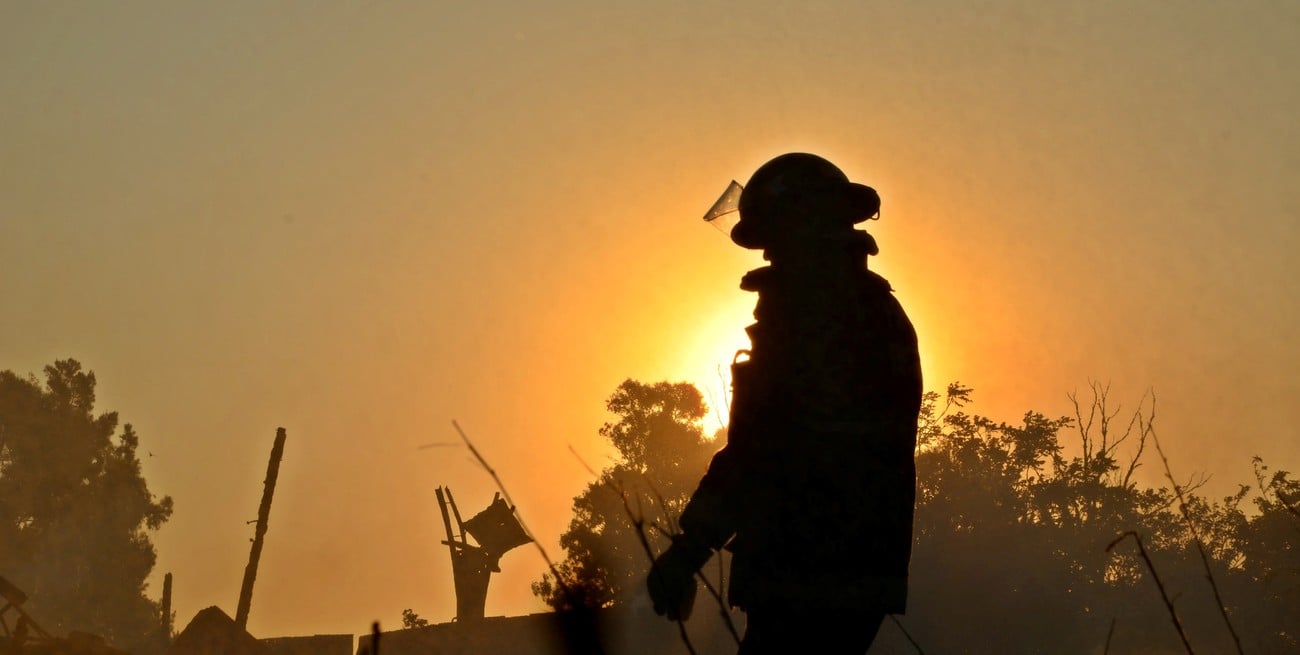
(355, 607, 742, 655)
(261, 634, 353, 655)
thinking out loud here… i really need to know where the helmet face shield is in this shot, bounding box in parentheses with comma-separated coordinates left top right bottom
(702, 180, 744, 236)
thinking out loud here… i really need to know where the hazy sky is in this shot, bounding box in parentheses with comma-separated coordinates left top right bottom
(3, 0, 1297, 640)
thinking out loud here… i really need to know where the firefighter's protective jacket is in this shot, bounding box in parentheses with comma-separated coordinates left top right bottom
(677, 240, 922, 613)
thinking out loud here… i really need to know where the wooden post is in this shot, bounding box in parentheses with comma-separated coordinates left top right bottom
(435, 488, 457, 562)
(444, 487, 468, 541)
(436, 486, 490, 621)
(161, 572, 173, 641)
(235, 427, 287, 630)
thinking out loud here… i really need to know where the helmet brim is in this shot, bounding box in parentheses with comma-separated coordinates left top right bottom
(731, 182, 879, 249)
(844, 183, 881, 223)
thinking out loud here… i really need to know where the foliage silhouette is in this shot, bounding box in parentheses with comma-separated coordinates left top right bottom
(874, 382, 1300, 654)
(532, 380, 718, 611)
(400, 608, 428, 629)
(543, 379, 1300, 653)
(0, 359, 172, 653)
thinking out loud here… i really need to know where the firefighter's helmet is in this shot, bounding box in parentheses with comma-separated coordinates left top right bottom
(731, 153, 879, 249)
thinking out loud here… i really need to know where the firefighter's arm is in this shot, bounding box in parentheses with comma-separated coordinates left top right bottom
(648, 439, 748, 619)
(647, 532, 711, 620)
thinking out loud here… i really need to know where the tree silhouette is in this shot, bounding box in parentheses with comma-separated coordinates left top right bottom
(400, 608, 429, 629)
(532, 380, 718, 610)
(0, 359, 172, 653)
(873, 383, 1300, 654)
(542, 379, 1300, 653)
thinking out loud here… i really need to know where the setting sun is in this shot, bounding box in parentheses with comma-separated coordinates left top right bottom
(672, 295, 755, 432)
(3, 2, 1297, 652)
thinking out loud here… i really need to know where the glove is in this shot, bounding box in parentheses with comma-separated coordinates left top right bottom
(646, 535, 710, 620)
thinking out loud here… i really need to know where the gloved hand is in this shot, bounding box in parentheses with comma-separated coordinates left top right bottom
(647, 535, 710, 620)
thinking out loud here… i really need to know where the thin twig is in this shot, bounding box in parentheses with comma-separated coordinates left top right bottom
(888, 615, 927, 655)
(568, 444, 600, 478)
(569, 445, 697, 654)
(1103, 616, 1117, 655)
(643, 482, 742, 646)
(716, 362, 732, 415)
(574, 442, 745, 652)
(645, 522, 742, 647)
(618, 484, 697, 655)
(1120, 402, 1151, 489)
(1107, 531, 1194, 655)
(716, 549, 728, 620)
(1148, 415, 1244, 655)
(453, 420, 594, 636)
(571, 445, 741, 646)
(453, 420, 516, 509)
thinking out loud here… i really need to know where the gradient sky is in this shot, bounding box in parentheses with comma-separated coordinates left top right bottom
(2, 0, 1297, 640)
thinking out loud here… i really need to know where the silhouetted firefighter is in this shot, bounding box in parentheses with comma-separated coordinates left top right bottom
(650, 153, 922, 653)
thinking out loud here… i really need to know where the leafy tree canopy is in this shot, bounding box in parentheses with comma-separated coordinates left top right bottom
(874, 382, 1298, 654)
(0, 359, 172, 653)
(400, 608, 429, 629)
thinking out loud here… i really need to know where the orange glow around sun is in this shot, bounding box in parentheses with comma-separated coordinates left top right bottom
(671, 295, 758, 432)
